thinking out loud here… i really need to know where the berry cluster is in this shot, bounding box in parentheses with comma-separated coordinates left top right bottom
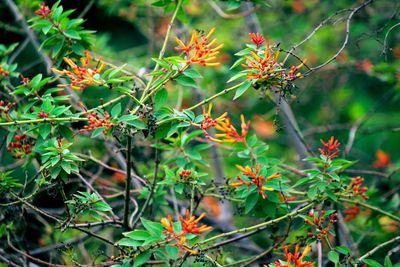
(179, 169, 192, 180)
(305, 209, 337, 240)
(350, 176, 368, 200)
(80, 111, 113, 135)
(7, 134, 34, 159)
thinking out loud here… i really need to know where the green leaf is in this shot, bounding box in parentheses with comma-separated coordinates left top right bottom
(111, 103, 122, 117)
(140, 218, 163, 237)
(42, 98, 53, 113)
(233, 81, 252, 100)
(336, 246, 351, 255)
(117, 237, 142, 247)
(166, 245, 179, 260)
(245, 192, 259, 213)
(39, 124, 52, 139)
(227, 72, 248, 83)
(307, 186, 318, 200)
(385, 256, 393, 267)
(154, 88, 168, 111)
(64, 30, 81, 40)
(94, 201, 112, 212)
(133, 251, 151, 267)
(183, 69, 202, 79)
(363, 259, 383, 267)
(61, 161, 71, 174)
(91, 127, 104, 138)
(328, 251, 339, 263)
(124, 230, 151, 241)
(175, 76, 197, 88)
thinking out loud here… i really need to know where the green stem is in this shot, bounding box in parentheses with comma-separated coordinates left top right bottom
(199, 202, 313, 245)
(139, 0, 183, 100)
(0, 117, 87, 126)
(358, 235, 400, 262)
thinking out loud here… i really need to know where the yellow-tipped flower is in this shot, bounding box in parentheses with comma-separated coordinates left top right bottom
(175, 28, 224, 67)
(51, 51, 105, 91)
(231, 164, 281, 199)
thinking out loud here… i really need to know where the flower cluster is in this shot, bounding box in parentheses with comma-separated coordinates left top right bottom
(35, 3, 51, 18)
(318, 136, 340, 160)
(266, 244, 314, 267)
(175, 28, 224, 67)
(7, 134, 34, 159)
(52, 51, 105, 91)
(198, 103, 227, 134)
(160, 211, 212, 254)
(79, 110, 113, 135)
(193, 104, 249, 143)
(241, 33, 304, 84)
(249, 32, 264, 49)
(343, 204, 361, 222)
(231, 164, 281, 199)
(0, 65, 9, 77)
(0, 100, 16, 121)
(305, 209, 338, 240)
(350, 176, 368, 200)
(242, 44, 281, 80)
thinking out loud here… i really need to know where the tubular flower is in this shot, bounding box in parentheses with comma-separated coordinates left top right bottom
(265, 245, 315, 267)
(51, 51, 105, 91)
(249, 33, 265, 49)
(242, 43, 281, 80)
(175, 28, 224, 67)
(161, 211, 212, 255)
(36, 3, 51, 18)
(180, 210, 213, 236)
(231, 164, 281, 199)
(210, 114, 250, 143)
(318, 136, 340, 160)
(193, 103, 228, 139)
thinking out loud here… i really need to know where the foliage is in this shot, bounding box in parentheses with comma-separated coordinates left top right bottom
(0, 0, 399, 266)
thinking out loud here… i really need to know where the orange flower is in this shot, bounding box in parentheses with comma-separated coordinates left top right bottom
(210, 114, 250, 143)
(161, 211, 212, 255)
(231, 164, 281, 199)
(36, 3, 51, 18)
(372, 149, 391, 168)
(318, 136, 340, 160)
(0, 65, 9, 77)
(175, 28, 224, 67)
(249, 33, 265, 49)
(265, 245, 314, 267)
(242, 43, 281, 80)
(51, 51, 105, 90)
(200, 103, 228, 131)
(180, 210, 213, 235)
